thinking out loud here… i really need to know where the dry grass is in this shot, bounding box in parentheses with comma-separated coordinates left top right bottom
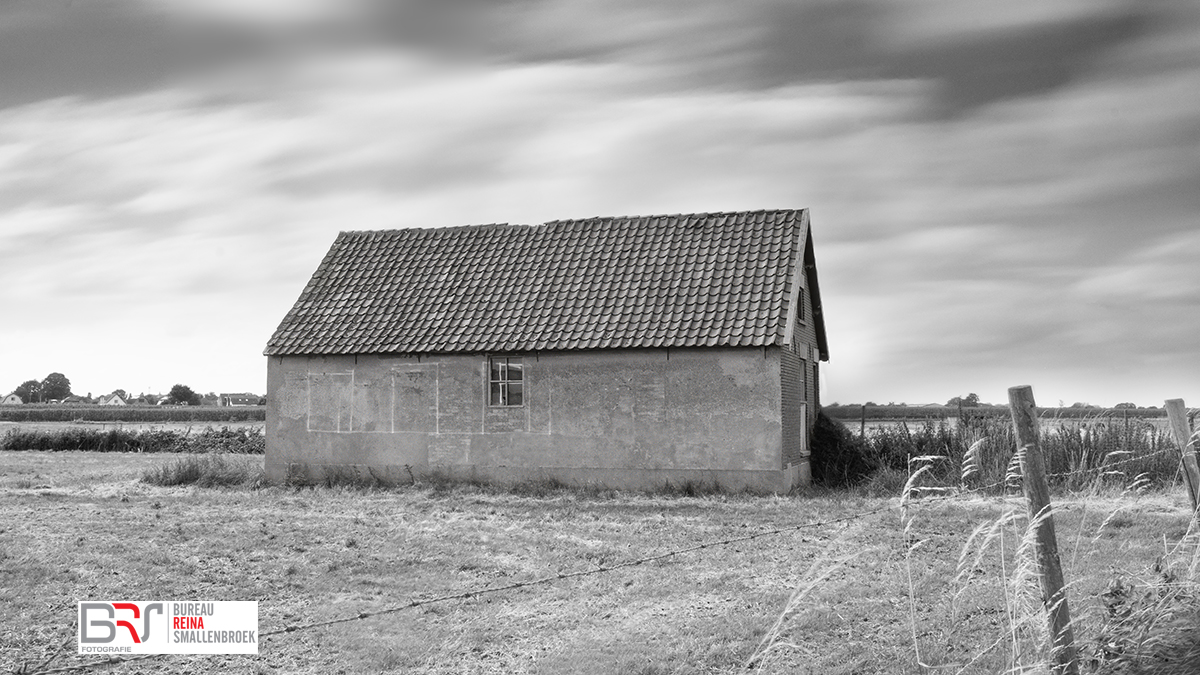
(140, 453, 267, 487)
(0, 451, 1196, 674)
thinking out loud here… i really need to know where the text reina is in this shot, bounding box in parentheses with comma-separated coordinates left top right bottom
(173, 616, 206, 629)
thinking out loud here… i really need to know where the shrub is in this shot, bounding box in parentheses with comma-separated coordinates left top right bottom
(180, 427, 265, 454)
(809, 411, 878, 488)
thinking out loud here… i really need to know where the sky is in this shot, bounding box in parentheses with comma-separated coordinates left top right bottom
(0, 0, 1197, 408)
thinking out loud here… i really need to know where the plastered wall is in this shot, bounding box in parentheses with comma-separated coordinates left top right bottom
(265, 347, 799, 491)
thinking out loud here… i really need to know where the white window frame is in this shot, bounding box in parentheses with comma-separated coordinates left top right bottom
(487, 356, 525, 407)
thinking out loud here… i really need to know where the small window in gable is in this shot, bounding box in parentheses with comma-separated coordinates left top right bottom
(488, 356, 523, 406)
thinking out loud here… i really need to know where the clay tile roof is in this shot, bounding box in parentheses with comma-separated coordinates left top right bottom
(264, 209, 827, 357)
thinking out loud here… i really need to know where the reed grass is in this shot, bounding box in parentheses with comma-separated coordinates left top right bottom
(858, 413, 1179, 491)
(892, 439, 1200, 675)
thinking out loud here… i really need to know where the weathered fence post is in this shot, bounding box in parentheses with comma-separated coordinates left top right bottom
(1008, 385, 1078, 675)
(1164, 399, 1200, 512)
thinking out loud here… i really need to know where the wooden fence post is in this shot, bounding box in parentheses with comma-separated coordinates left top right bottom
(1164, 399, 1200, 512)
(1008, 385, 1078, 675)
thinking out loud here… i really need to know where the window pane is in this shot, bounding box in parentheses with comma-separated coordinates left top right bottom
(487, 357, 526, 405)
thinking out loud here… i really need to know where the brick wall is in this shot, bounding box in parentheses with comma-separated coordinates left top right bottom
(780, 347, 806, 468)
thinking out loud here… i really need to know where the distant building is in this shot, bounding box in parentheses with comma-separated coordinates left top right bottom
(1, 393, 22, 406)
(220, 393, 260, 407)
(264, 209, 828, 492)
(96, 393, 127, 406)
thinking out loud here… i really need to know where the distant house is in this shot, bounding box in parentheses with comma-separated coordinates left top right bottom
(97, 393, 127, 406)
(61, 395, 87, 405)
(1, 393, 22, 406)
(220, 393, 260, 407)
(264, 210, 828, 492)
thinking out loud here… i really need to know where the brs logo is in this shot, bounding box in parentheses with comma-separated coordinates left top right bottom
(80, 602, 163, 644)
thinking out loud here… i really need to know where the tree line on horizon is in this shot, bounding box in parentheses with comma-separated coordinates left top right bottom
(7, 373, 258, 406)
(827, 393, 1161, 411)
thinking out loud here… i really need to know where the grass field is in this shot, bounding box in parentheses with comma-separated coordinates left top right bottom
(1, 452, 1197, 674)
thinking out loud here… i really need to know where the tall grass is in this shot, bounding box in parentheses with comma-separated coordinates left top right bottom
(1089, 536, 1200, 674)
(141, 454, 266, 487)
(885, 464, 1200, 674)
(859, 413, 1179, 491)
(1, 426, 264, 454)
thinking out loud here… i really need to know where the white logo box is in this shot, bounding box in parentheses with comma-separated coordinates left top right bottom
(78, 601, 258, 655)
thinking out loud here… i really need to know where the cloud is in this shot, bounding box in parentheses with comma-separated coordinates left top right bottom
(1, 0, 1198, 406)
(0, 0, 1170, 120)
(1073, 230, 1200, 302)
(357, 0, 1156, 117)
(0, 1, 270, 108)
(142, 0, 350, 25)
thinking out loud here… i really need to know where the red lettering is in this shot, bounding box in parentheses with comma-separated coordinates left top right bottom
(174, 616, 205, 629)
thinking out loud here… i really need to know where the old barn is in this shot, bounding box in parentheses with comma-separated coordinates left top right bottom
(264, 209, 828, 492)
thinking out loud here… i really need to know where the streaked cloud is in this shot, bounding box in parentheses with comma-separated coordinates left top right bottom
(0, 0, 1197, 407)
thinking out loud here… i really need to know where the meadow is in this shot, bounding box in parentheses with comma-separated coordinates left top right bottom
(1, 449, 1198, 674)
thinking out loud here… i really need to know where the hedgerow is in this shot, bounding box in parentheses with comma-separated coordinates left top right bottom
(0, 406, 264, 423)
(0, 426, 264, 454)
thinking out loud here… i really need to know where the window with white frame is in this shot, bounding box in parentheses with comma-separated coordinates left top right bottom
(488, 356, 523, 406)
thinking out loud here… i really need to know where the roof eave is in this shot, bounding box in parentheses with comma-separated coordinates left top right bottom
(802, 225, 829, 362)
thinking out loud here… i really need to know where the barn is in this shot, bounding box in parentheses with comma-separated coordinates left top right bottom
(263, 209, 828, 492)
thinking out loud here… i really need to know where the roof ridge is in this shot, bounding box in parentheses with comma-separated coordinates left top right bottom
(543, 208, 803, 227)
(337, 223, 530, 237)
(334, 209, 806, 236)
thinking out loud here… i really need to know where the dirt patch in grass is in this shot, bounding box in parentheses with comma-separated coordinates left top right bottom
(0, 452, 1196, 674)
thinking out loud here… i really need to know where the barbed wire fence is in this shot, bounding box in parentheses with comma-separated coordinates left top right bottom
(10, 423, 1196, 675)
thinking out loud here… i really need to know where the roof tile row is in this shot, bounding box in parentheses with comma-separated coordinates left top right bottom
(265, 210, 810, 355)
